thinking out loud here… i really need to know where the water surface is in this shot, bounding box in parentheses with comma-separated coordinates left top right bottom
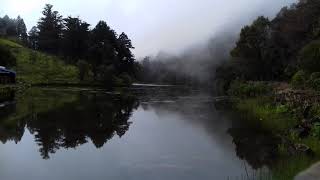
(0, 86, 270, 180)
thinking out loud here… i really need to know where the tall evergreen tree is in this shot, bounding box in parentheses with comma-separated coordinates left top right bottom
(2, 15, 18, 36)
(88, 21, 118, 80)
(16, 16, 28, 43)
(117, 32, 135, 74)
(28, 26, 39, 50)
(37, 4, 64, 54)
(62, 16, 90, 63)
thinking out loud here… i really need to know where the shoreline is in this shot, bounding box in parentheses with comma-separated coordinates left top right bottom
(228, 81, 320, 179)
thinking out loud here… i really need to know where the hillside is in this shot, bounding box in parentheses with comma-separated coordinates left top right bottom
(213, 1, 320, 178)
(0, 38, 80, 86)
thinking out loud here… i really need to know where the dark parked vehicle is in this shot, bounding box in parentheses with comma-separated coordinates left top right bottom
(0, 66, 16, 84)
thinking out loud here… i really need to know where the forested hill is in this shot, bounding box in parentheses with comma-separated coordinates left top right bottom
(0, 4, 136, 87)
(216, 0, 320, 91)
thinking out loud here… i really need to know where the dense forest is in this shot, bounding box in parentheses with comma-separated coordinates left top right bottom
(216, 0, 320, 91)
(0, 4, 135, 87)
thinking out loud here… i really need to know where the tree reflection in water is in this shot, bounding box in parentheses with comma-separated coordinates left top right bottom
(0, 88, 139, 159)
(228, 127, 281, 169)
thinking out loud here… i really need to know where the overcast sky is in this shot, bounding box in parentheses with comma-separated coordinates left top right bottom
(1, 0, 296, 58)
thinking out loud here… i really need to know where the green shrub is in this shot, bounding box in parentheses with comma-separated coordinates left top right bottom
(236, 97, 298, 132)
(276, 104, 290, 114)
(310, 72, 320, 81)
(299, 41, 320, 73)
(312, 122, 320, 139)
(311, 78, 320, 90)
(0, 45, 16, 67)
(77, 60, 90, 81)
(119, 73, 132, 86)
(111, 76, 124, 87)
(228, 81, 272, 97)
(308, 72, 320, 90)
(310, 105, 320, 117)
(291, 70, 307, 89)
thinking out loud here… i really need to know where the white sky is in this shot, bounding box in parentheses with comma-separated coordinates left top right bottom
(1, 0, 296, 58)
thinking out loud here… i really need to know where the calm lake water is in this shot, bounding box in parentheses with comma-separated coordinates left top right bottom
(0, 86, 273, 180)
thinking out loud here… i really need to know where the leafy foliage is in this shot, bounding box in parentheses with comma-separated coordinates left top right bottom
(228, 81, 272, 97)
(311, 122, 320, 139)
(291, 70, 308, 89)
(2, 4, 136, 87)
(0, 45, 16, 67)
(299, 41, 320, 73)
(62, 17, 90, 63)
(216, 0, 320, 90)
(37, 4, 64, 54)
(308, 72, 320, 90)
(0, 15, 27, 41)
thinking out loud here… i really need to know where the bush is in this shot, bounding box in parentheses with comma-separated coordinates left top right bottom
(291, 70, 307, 89)
(310, 105, 320, 117)
(98, 65, 116, 83)
(119, 73, 132, 86)
(299, 41, 320, 73)
(311, 122, 320, 139)
(111, 76, 124, 87)
(228, 81, 272, 97)
(310, 72, 320, 81)
(307, 72, 320, 90)
(0, 45, 16, 67)
(310, 78, 320, 91)
(77, 60, 90, 81)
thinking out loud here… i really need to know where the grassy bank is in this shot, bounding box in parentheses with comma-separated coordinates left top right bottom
(229, 81, 320, 179)
(0, 39, 80, 85)
(0, 38, 137, 89)
(235, 97, 298, 133)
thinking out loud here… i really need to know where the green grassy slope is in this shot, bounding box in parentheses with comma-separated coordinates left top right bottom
(0, 39, 79, 85)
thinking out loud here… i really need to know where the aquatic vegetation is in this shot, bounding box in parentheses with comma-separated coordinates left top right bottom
(235, 97, 298, 132)
(271, 156, 317, 180)
(233, 94, 320, 179)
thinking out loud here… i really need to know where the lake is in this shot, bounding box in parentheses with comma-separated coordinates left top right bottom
(0, 85, 276, 180)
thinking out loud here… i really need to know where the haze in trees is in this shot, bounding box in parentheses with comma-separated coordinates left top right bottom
(216, 0, 320, 91)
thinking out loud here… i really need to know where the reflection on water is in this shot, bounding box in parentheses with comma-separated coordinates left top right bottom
(228, 128, 280, 169)
(0, 88, 139, 159)
(0, 86, 273, 180)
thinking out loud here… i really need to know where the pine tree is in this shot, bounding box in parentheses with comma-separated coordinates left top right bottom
(117, 32, 135, 74)
(88, 21, 118, 80)
(16, 16, 28, 43)
(28, 26, 39, 50)
(37, 4, 64, 54)
(62, 16, 90, 63)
